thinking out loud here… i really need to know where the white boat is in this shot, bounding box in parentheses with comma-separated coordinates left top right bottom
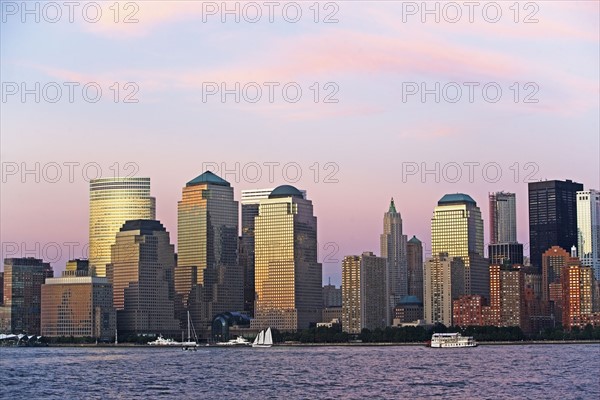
(252, 327, 273, 348)
(216, 336, 251, 346)
(148, 335, 180, 346)
(430, 332, 477, 348)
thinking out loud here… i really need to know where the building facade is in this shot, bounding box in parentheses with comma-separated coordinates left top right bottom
(407, 235, 424, 302)
(381, 199, 408, 317)
(41, 273, 115, 339)
(489, 265, 527, 328)
(431, 193, 489, 299)
(89, 177, 156, 277)
(562, 264, 593, 329)
(488, 243, 524, 266)
(341, 252, 388, 334)
(453, 295, 487, 327)
(253, 185, 322, 331)
(175, 171, 242, 333)
(489, 192, 517, 244)
(0, 258, 53, 334)
(108, 220, 180, 336)
(528, 179, 583, 270)
(423, 253, 465, 327)
(577, 189, 600, 280)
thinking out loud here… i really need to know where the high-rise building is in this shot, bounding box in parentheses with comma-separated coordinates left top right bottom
(489, 265, 527, 328)
(89, 177, 156, 277)
(431, 194, 489, 299)
(41, 265, 115, 340)
(0, 258, 53, 334)
(423, 253, 465, 327)
(322, 281, 342, 308)
(253, 185, 322, 331)
(341, 252, 388, 334)
(541, 246, 574, 303)
(528, 179, 583, 270)
(175, 171, 242, 332)
(381, 198, 408, 318)
(240, 188, 274, 316)
(407, 235, 424, 302)
(562, 264, 593, 329)
(108, 220, 180, 336)
(488, 243, 524, 266)
(489, 192, 517, 244)
(577, 189, 600, 280)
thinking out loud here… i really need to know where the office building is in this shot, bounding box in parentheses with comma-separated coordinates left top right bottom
(577, 190, 600, 280)
(108, 220, 180, 336)
(381, 198, 408, 317)
(0, 258, 53, 334)
(529, 179, 583, 270)
(431, 194, 489, 299)
(253, 185, 322, 331)
(423, 253, 465, 326)
(407, 236, 424, 302)
(489, 265, 527, 328)
(341, 252, 388, 334)
(489, 192, 517, 244)
(89, 177, 156, 277)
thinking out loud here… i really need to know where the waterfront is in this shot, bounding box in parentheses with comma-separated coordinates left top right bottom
(1, 345, 598, 399)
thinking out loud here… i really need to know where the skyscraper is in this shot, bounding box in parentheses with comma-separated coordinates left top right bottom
(423, 253, 465, 326)
(341, 252, 388, 334)
(175, 171, 242, 332)
(89, 177, 156, 277)
(577, 189, 600, 280)
(488, 265, 527, 328)
(240, 188, 274, 316)
(108, 220, 180, 336)
(562, 264, 593, 329)
(431, 194, 489, 299)
(381, 198, 408, 318)
(406, 235, 424, 302)
(528, 179, 583, 270)
(0, 257, 53, 334)
(253, 185, 322, 331)
(489, 192, 517, 244)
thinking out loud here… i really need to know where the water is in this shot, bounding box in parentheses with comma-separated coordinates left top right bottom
(1, 344, 598, 399)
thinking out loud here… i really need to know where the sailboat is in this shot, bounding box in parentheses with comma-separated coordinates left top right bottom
(252, 327, 273, 348)
(182, 311, 199, 350)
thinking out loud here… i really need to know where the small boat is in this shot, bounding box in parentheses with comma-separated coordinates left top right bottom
(430, 333, 477, 348)
(252, 327, 273, 348)
(182, 311, 199, 350)
(148, 335, 180, 346)
(216, 336, 251, 346)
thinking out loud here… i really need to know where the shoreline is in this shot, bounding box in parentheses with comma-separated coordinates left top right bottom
(25, 340, 600, 348)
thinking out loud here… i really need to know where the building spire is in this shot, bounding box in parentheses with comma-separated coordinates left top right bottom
(389, 198, 397, 214)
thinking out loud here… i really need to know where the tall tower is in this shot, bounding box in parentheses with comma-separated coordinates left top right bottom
(577, 189, 600, 280)
(253, 185, 322, 331)
(89, 177, 156, 277)
(489, 192, 517, 244)
(528, 179, 583, 270)
(380, 198, 408, 317)
(423, 253, 465, 326)
(175, 171, 242, 332)
(431, 194, 489, 299)
(240, 188, 274, 316)
(341, 252, 388, 334)
(108, 220, 180, 336)
(407, 235, 424, 302)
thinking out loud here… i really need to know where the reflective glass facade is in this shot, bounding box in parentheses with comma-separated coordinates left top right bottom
(577, 190, 600, 280)
(89, 177, 156, 277)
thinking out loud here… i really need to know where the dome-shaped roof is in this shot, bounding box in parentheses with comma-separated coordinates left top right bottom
(438, 193, 476, 206)
(268, 185, 303, 199)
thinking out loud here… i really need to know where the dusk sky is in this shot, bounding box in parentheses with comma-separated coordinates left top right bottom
(1, 1, 599, 285)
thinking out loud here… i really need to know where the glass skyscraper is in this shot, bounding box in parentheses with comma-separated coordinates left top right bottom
(528, 179, 583, 270)
(489, 192, 517, 244)
(89, 177, 156, 277)
(577, 189, 600, 280)
(431, 194, 489, 299)
(253, 185, 322, 331)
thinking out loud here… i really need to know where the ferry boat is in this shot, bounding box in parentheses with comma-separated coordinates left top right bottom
(430, 333, 477, 348)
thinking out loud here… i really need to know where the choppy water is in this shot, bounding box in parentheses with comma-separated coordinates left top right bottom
(1, 344, 599, 399)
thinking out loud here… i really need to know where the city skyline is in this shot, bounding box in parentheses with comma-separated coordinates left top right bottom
(2, 2, 598, 287)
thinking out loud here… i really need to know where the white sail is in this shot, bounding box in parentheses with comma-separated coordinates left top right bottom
(253, 332, 260, 345)
(264, 328, 273, 346)
(257, 330, 264, 344)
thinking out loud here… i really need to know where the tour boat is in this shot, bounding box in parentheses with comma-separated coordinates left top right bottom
(252, 328, 273, 348)
(430, 333, 477, 348)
